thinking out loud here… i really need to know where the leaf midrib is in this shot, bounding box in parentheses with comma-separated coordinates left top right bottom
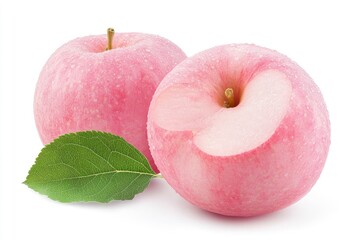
(27, 170, 157, 184)
(59, 142, 152, 173)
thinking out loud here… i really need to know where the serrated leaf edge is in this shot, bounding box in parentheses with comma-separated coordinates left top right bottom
(23, 131, 161, 203)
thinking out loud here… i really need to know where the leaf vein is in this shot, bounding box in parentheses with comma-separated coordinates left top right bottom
(32, 170, 156, 183)
(62, 143, 116, 170)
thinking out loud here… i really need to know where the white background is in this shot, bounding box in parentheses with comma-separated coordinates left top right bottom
(1, 0, 359, 239)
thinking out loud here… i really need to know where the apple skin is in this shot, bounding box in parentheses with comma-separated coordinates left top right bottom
(147, 44, 330, 216)
(34, 32, 186, 172)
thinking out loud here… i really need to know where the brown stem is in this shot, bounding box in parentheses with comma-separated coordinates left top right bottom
(106, 28, 115, 51)
(224, 88, 235, 108)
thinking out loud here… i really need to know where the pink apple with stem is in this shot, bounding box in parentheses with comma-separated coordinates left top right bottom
(34, 28, 186, 172)
(147, 44, 330, 216)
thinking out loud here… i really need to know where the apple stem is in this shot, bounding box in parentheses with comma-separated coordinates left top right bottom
(224, 88, 235, 108)
(106, 28, 115, 51)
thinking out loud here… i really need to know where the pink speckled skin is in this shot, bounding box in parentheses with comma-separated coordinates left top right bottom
(34, 33, 186, 172)
(147, 44, 330, 216)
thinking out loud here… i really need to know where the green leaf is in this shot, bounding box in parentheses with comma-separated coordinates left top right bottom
(24, 131, 158, 203)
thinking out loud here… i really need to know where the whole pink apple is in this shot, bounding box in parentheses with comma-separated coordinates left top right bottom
(147, 44, 330, 216)
(34, 29, 186, 172)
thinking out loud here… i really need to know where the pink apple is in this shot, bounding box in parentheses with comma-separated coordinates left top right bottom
(147, 44, 330, 216)
(34, 29, 186, 172)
